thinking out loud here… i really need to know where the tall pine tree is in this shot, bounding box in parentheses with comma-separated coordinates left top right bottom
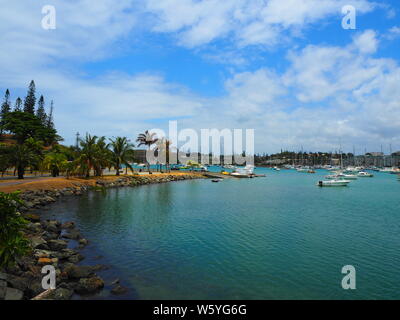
(47, 100, 54, 129)
(23, 80, 36, 114)
(36, 95, 47, 125)
(0, 89, 11, 135)
(14, 97, 23, 111)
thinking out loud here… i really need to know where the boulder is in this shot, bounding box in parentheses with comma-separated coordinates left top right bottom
(48, 240, 68, 251)
(111, 285, 128, 295)
(67, 254, 84, 264)
(4, 287, 24, 300)
(53, 249, 77, 260)
(46, 287, 73, 300)
(75, 277, 104, 294)
(30, 236, 47, 249)
(62, 230, 81, 240)
(42, 220, 61, 233)
(42, 232, 59, 241)
(6, 274, 29, 292)
(78, 238, 88, 246)
(63, 265, 94, 279)
(61, 221, 75, 229)
(23, 213, 40, 222)
(0, 280, 7, 299)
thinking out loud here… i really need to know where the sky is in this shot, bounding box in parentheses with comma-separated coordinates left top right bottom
(0, 0, 399, 154)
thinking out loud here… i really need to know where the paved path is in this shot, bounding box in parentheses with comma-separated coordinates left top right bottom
(0, 176, 57, 187)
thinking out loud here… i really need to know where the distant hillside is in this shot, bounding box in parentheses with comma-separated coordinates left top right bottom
(0, 134, 17, 146)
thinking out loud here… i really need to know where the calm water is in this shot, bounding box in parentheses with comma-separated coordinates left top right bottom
(43, 168, 400, 299)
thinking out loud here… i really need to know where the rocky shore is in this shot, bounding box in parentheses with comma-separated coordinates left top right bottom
(0, 173, 205, 300)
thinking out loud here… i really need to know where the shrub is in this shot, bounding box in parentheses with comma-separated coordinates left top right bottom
(0, 192, 30, 268)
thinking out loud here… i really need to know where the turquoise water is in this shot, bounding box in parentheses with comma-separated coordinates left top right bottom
(44, 168, 400, 299)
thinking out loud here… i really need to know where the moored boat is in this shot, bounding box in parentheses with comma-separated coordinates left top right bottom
(358, 171, 374, 177)
(317, 179, 351, 187)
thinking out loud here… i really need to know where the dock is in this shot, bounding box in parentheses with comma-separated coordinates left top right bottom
(203, 172, 234, 179)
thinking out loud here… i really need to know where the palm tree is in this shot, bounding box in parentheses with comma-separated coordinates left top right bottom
(136, 130, 158, 173)
(76, 134, 110, 178)
(42, 152, 68, 177)
(9, 144, 39, 179)
(93, 136, 111, 176)
(109, 137, 135, 176)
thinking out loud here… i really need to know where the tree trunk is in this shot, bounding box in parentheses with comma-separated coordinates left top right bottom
(17, 165, 24, 179)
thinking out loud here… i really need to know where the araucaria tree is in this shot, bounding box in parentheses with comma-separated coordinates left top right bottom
(36, 95, 47, 125)
(14, 97, 22, 112)
(23, 80, 36, 114)
(0, 89, 11, 135)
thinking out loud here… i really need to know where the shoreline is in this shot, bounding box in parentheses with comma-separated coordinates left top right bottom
(0, 173, 206, 300)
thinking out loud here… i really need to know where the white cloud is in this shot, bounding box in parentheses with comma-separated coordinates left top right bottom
(1, 1, 400, 153)
(353, 29, 379, 54)
(385, 26, 400, 40)
(145, 0, 376, 48)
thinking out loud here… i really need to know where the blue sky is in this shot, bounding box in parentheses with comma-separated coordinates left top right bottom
(1, 0, 400, 154)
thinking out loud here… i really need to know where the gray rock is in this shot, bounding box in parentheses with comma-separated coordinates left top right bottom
(42, 231, 59, 241)
(48, 240, 68, 251)
(75, 277, 104, 294)
(78, 238, 88, 246)
(54, 248, 77, 260)
(6, 275, 29, 292)
(64, 265, 94, 279)
(111, 285, 128, 295)
(5, 287, 24, 300)
(30, 236, 47, 249)
(0, 279, 7, 299)
(67, 254, 84, 264)
(46, 287, 73, 300)
(61, 221, 75, 229)
(62, 230, 81, 240)
(42, 220, 60, 233)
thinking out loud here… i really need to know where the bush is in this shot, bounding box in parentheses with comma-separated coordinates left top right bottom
(0, 192, 30, 268)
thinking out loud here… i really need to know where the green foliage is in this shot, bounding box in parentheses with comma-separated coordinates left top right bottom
(75, 134, 112, 177)
(3, 111, 59, 145)
(0, 192, 30, 268)
(0, 144, 11, 174)
(0, 89, 11, 135)
(136, 131, 158, 172)
(36, 95, 47, 125)
(23, 80, 36, 114)
(109, 136, 135, 175)
(14, 97, 22, 112)
(9, 143, 41, 179)
(42, 152, 68, 177)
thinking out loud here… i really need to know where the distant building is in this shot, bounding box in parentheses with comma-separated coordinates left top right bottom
(366, 152, 384, 157)
(133, 149, 147, 164)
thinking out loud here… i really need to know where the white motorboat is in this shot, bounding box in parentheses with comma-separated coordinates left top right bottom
(317, 179, 351, 187)
(337, 173, 358, 180)
(358, 171, 373, 177)
(231, 165, 255, 178)
(273, 167, 281, 171)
